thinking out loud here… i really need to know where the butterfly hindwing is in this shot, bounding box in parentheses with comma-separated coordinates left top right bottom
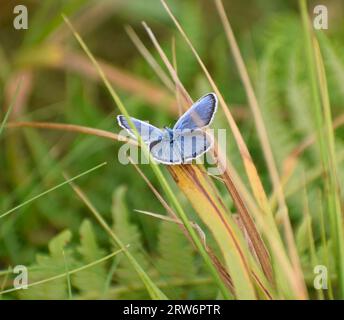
(149, 130, 212, 164)
(175, 129, 212, 162)
(149, 136, 182, 164)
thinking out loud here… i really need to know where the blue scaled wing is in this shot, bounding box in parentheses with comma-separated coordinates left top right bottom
(176, 130, 212, 162)
(149, 130, 212, 165)
(173, 93, 218, 131)
(117, 115, 163, 144)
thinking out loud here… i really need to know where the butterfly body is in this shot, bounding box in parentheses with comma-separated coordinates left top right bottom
(117, 93, 218, 165)
(164, 127, 175, 142)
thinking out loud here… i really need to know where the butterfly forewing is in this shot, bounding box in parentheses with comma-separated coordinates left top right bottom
(117, 115, 163, 143)
(173, 93, 217, 131)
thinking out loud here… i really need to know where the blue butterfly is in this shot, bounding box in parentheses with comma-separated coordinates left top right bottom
(117, 93, 218, 164)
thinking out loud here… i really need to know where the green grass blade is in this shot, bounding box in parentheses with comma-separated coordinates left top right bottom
(299, 0, 344, 297)
(318, 193, 334, 299)
(0, 162, 107, 219)
(63, 250, 73, 300)
(0, 79, 21, 137)
(0, 249, 124, 296)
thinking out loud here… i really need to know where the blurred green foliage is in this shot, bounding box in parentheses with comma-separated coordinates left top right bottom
(0, 0, 344, 299)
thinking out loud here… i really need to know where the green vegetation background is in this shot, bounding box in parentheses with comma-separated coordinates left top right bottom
(0, 0, 343, 299)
